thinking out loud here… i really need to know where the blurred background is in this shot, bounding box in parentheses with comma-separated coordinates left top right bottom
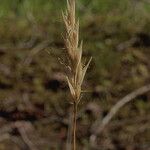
(0, 0, 150, 149)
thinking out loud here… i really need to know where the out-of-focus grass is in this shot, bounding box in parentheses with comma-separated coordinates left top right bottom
(0, 0, 149, 20)
(0, 0, 149, 83)
(0, 0, 149, 37)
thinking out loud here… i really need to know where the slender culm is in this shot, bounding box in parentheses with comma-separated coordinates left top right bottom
(62, 0, 92, 149)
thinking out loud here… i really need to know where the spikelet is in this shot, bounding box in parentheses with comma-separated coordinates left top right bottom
(63, 0, 92, 104)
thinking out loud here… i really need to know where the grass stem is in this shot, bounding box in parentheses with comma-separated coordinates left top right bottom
(73, 103, 77, 150)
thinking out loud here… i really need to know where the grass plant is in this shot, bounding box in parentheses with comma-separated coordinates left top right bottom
(62, 0, 92, 149)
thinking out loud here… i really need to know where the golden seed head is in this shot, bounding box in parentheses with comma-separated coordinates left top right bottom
(63, 0, 92, 104)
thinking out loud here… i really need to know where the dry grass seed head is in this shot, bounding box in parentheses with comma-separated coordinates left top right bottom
(63, 0, 92, 104)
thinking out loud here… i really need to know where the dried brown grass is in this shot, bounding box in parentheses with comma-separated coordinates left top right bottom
(62, 0, 92, 149)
